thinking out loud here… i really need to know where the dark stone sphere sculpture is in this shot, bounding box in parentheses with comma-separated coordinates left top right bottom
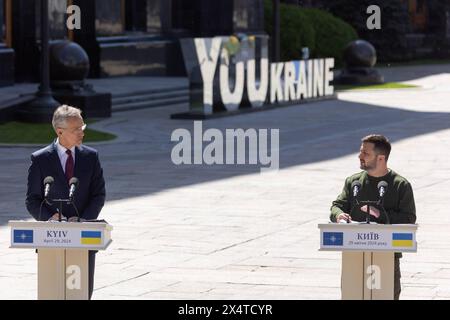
(343, 40, 377, 68)
(335, 39, 384, 85)
(50, 40, 90, 82)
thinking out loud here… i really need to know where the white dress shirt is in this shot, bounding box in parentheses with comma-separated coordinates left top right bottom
(55, 139, 76, 174)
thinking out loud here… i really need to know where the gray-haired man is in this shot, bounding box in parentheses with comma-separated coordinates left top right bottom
(26, 105, 106, 299)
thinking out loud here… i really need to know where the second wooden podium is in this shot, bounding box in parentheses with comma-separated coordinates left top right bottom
(319, 222, 418, 300)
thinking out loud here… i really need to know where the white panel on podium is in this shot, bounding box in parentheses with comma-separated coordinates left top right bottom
(9, 220, 112, 250)
(319, 222, 417, 252)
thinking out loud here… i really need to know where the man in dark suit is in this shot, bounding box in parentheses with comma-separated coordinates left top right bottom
(26, 105, 106, 299)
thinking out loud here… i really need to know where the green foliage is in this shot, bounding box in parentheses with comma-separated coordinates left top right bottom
(264, 0, 315, 61)
(302, 8, 358, 63)
(264, 0, 358, 64)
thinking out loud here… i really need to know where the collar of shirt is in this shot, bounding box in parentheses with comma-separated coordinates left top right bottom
(55, 138, 76, 172)
(366, 168, 392, 182)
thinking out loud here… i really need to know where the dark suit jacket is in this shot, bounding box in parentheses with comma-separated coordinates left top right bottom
(26, 141, 106, 221)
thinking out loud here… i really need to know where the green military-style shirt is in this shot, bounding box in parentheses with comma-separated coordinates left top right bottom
(330, 169, 416, 224)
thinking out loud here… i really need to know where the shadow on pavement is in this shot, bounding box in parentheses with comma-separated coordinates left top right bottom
(1, 98, 450, 226)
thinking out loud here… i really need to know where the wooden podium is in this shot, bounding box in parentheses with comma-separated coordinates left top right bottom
(318, 222, 417, 300)
(9, 220, 113, 300)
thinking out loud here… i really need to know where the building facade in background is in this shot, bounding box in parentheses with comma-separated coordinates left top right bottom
(302, 0, 450, 61)
(2, 0, 450, 88)
(0, 0, 265, 86)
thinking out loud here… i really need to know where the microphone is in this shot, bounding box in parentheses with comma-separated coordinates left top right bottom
(43, 176, 54, 199)
(68, 177, 81, 222)
(68, 177, 79, 201)
(40, 176, 54, 221)
(377, 181, 391, 224)
(348, 181, 362, 224)
(377, 181, 388, 199)
(351, 181, 362, 197)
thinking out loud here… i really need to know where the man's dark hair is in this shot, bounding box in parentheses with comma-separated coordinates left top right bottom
(361, 134, 391, 161)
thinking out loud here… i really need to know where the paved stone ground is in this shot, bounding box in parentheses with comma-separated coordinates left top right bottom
(1, 65, 450, 300)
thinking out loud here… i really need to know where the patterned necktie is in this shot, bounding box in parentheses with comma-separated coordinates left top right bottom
(65, 149, 74, 183)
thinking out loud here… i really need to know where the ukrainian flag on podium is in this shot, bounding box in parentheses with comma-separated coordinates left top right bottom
(81, 231, 102, 245)
(392, 232, 413, 247)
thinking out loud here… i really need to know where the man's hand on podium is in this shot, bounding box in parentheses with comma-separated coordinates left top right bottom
(336, 213, 352, 223)
(48, 213, 67, 221)
(361, 205, 380, 218)
(68, 217, 86, 222)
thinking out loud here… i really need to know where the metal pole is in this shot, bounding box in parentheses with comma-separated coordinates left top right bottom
(272, 0, 280, 62)
(19, 0, 60, 122)
(40, 0, 52, 96)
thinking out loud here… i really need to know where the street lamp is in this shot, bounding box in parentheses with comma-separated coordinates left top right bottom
(272, 0, 280, 62)
(19, 0, 60, 122)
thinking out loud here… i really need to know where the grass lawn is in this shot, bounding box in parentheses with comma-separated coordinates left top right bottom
(335, 82, 418, 91)
(0, 121, 116, 144)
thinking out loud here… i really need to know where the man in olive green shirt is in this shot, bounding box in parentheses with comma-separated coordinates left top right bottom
(330, 134, 416, 300)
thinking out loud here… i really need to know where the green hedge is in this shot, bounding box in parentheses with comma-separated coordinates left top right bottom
(264, 0, 358, 65)
(264, 0, 315, 61)
(303, 8, 358, 63)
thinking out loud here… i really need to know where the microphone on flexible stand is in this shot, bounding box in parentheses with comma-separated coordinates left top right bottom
(68, 177, 81, 222)
(43, 176, 54, 200)
(351, 180, 361, 198)
(377, 181, 388, 199)
(349, 181, 362, 223)
(39, 176, 54, 221)
(377, 181, 390, 224)
(68, 177, 79, 201)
